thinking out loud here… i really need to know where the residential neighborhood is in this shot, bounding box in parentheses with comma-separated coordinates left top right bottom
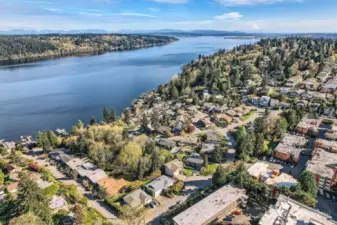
(1, 37, 337, 225)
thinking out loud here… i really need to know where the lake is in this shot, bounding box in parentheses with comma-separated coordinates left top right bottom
(0, 36, 255, 141)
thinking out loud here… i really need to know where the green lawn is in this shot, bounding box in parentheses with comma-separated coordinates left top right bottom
(183, 168, 193, 177)
(200, 164, 219, 176)
(241, 111, 256, 121)
(177, 154, 187, 161)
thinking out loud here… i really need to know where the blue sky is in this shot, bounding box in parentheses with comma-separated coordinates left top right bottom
(0, 0, 336, 32)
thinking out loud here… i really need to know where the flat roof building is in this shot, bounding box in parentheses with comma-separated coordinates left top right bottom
(259, 195, 336, 225)
(173, 185, 247, 225)
(306, 148, 337, 191)
(274, 134, 308, 163)
(296, 117, 321, 136)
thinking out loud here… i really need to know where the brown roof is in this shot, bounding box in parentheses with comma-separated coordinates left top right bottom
(97, 177, 128, 197)
(6, 182, 19, 192)
(29, 173, 41, 182)
(215, 114, 233, 123)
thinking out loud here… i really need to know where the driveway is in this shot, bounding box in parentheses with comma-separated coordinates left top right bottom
(21, 154, 125, 224)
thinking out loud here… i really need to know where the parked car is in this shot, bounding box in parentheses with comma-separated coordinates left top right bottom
(325, 192, 331, 199)
(319, 189, 324, 196)
(332, 195, 336, 202)
(223, 217, 233, 221)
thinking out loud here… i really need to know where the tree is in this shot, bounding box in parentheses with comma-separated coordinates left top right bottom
(36, 131, 51, 152)
(210, 145, 226, 163)
(254, 117, 265, 133)
(136, 158, 146, 180)
(171, 86, 179, 99)
(0, 170, 4, 185)
(90, 116, 96, 125)
(110, 108, 116, 122)
(203, 154, 209, 168)
(46, 131, 59, 147)
(212, 166, 228, 186)
(274, 118, 288, 139)
(298, 171, 318, 198)
(151, 149, 162, 173)
(103, 106, 110, 122)
(9, 212, 44, 225)
(13, 174, 52, 224)
(254, 133, 265, 157)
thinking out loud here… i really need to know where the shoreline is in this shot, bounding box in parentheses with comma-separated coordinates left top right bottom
(0, 40, 177, 67)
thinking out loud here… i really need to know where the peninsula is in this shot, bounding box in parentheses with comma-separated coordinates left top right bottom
(0, 34, 178, 65)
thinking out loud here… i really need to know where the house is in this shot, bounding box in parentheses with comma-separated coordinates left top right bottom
(213, 114, 233, 126)
(315, 139, 337, 153)
(300, 78, 319, 90)
(259, 96, 271, 107)
(66, 158, 86, 176)
(321, 76, 337, 93)
(97, 177, 128, 197)
(184, 153, 204, 170)
(247, 162, 271, 180)
(296, 117, 321, 136)
(6, 182, 19, 194)
(323, 107, 335, 117)
(59, 154, 73, 165)
(325, 124, 337, 140)
(249, 96, 260, 106)
(274, 134, 307, 163)
(173, 185, 247, 225)
(164, 159, 184, 178)
(259, 195, 336, 225)
(264, 173, 297, 197)
(306, 148, 337, 191)
(317, 69, 331, 83)
(169, 136, 198, 146)
(157, 138, 176, 150)
(86, 169, 108, 185)
(200, 143, 216, 154)
(284, 75, 303, 87)
(269, 99, 279, 107)
(123, 189, 153, 208)
(145, 175, 174, 197)
(155, 126, 171, 137)
(49, 195, 68, 212)
(206, 131, 219, 144)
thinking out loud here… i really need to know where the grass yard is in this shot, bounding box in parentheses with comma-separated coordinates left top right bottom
(200, 164, 219, 176)
(183, 168, 193, 177)
(241, 110, 256, 121)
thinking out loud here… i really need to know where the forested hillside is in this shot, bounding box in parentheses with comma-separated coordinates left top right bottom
(0, 34, 178, 64)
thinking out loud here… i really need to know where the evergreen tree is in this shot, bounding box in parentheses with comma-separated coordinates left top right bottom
(203, 154, 209, 168)
(212, 166, 228, 186)
(103, 106, 110, 122)
(46, 131, 58, 147)
(171, 86, 179, 99)
(90, 116, 96, 125)
(150, 149, 162, 173)
(254, 133, 265, 157)
(298, 171, 318, 198)
(110, 108, 116, 122)
(14, 174, 52, 224)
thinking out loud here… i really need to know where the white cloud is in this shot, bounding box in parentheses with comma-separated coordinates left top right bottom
(117, 13, 157, 18)
(44, 8, 61, 12)
(216, 0, 301, 6)
(153, 0, 188, 4)
(214, 12, 242, 20)
(251, 24, 260, 30)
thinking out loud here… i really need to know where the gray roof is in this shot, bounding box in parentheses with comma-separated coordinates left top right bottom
(123, 189, 152, 208)
(185, 153, 204, 165)
(86, 169, 108, 184)
(59, 154, 73, 164)
(145, 175, 174, 192)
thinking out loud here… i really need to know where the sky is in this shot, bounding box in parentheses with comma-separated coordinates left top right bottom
(0, 0, 337, 33)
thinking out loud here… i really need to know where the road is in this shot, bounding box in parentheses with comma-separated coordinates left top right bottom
(21, 154, 125, 225)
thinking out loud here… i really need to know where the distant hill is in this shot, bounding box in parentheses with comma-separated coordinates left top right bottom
(0, 33, 177, 65)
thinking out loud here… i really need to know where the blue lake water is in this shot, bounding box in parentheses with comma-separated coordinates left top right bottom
(0, 36, 255, 140)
